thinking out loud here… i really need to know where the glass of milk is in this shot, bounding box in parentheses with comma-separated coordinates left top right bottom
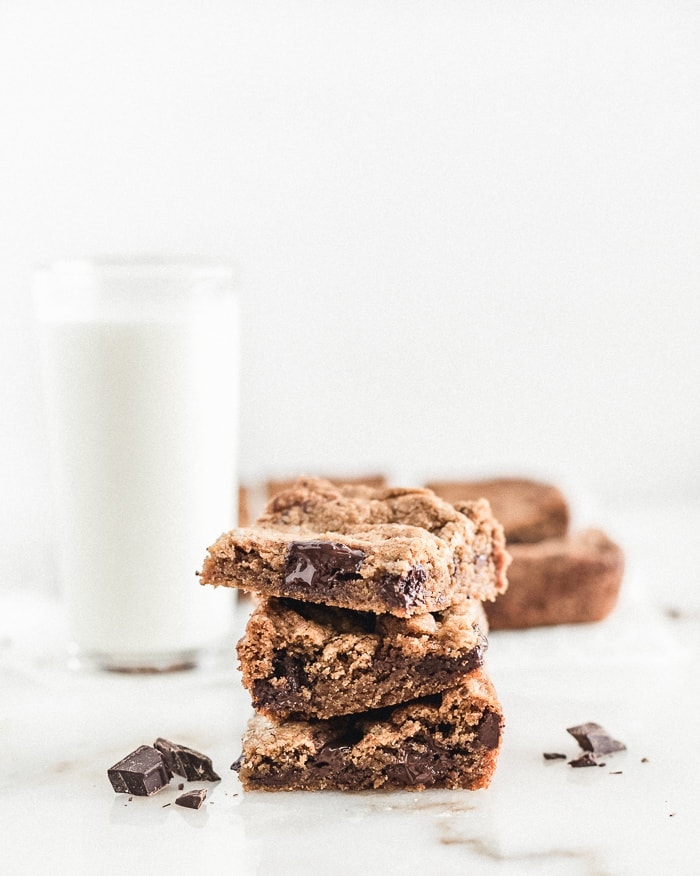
(34, 257, 238, 672)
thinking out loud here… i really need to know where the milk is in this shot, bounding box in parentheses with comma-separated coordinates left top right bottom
(35, 261, 238, 669)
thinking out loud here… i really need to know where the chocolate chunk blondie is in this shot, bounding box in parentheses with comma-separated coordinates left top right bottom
(426, 477, 569, 544)
(232, 669, 503, 791)
(238, 596, 488, 720)
(485, 528, 624, 629)
(200, 478, 510, 616)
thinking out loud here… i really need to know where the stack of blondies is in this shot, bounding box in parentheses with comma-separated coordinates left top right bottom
(200, 478, 510, 791)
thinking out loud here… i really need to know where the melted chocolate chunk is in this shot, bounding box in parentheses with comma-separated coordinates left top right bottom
(566, 722, 626, 755)
(476, 710, 502, 750)
(284, 598, 377, 634)
(384, 737, 454, 787)
(251, 651, 310, 712)
(311, 729, 364, 776)
(175, 788, 208, 809)
(285, 541, 365, 590)
(153, 739, 221, 782)
(108, 745, 171, 796)
(272, 651, 309, 691)
(377, 566, 428, 611)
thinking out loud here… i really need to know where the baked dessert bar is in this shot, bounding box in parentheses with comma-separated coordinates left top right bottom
(232, 669, 503, 791)
(485, 528, 624, 629)
(238, 596, 488, 720)
(426, 477, 569, 544)
(200, 478, 510, 616)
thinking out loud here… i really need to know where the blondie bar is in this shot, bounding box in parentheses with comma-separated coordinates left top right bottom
(485, 528, 624, 629)
(200, 479, 509, 616)
(232, 669, 503, 791)
(238, 596, 488, 720)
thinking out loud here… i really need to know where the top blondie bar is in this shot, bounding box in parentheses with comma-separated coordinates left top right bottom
(200, 478, 510, 616)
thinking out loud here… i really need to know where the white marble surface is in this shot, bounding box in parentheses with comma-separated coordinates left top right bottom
(2, 500, 699, 876)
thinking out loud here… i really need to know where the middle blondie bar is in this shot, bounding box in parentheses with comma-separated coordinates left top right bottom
(238, 596, 489, 720)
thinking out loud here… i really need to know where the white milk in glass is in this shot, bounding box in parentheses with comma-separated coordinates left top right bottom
(35, 260, 238, 670)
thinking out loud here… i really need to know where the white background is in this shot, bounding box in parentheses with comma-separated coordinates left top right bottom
(1, 1, 699, 585)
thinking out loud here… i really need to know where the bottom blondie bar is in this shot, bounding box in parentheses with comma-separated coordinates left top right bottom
(232, 670, 503, 791)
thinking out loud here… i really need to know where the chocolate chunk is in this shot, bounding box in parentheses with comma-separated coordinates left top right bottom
(476, 710, 502, 750)
(175, 789, 207, 810)
(311, 729, 364, 776)
(108, 745, 172, 796)
(568, 752, 602, 768)
(377, 566, 429, 611)
(230, 756, 243, 773)
(285, 541, 365, 589)
(566, 722, 626, 755)
(272, 651, 309, 691)
(385, 740, 451, 787)
(153, 738, 221, 782)
(543, 752, 567, 760)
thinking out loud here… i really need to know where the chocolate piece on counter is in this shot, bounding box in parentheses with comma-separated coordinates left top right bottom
(153, 738, 221, 782)
(285, 541, 365, 589)
(543, 752, 567, 760)
(566, 722, 626, 755)
(175, 789, 208, 810)
(108, 745, 172, 796)
(568, 752, 601, 768)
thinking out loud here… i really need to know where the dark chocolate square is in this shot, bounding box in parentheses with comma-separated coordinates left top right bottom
(107, 745, 172, 796)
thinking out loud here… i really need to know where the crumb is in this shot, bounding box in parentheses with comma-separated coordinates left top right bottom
(543, 752, 567, 760)
(569, 752, 601, 768)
